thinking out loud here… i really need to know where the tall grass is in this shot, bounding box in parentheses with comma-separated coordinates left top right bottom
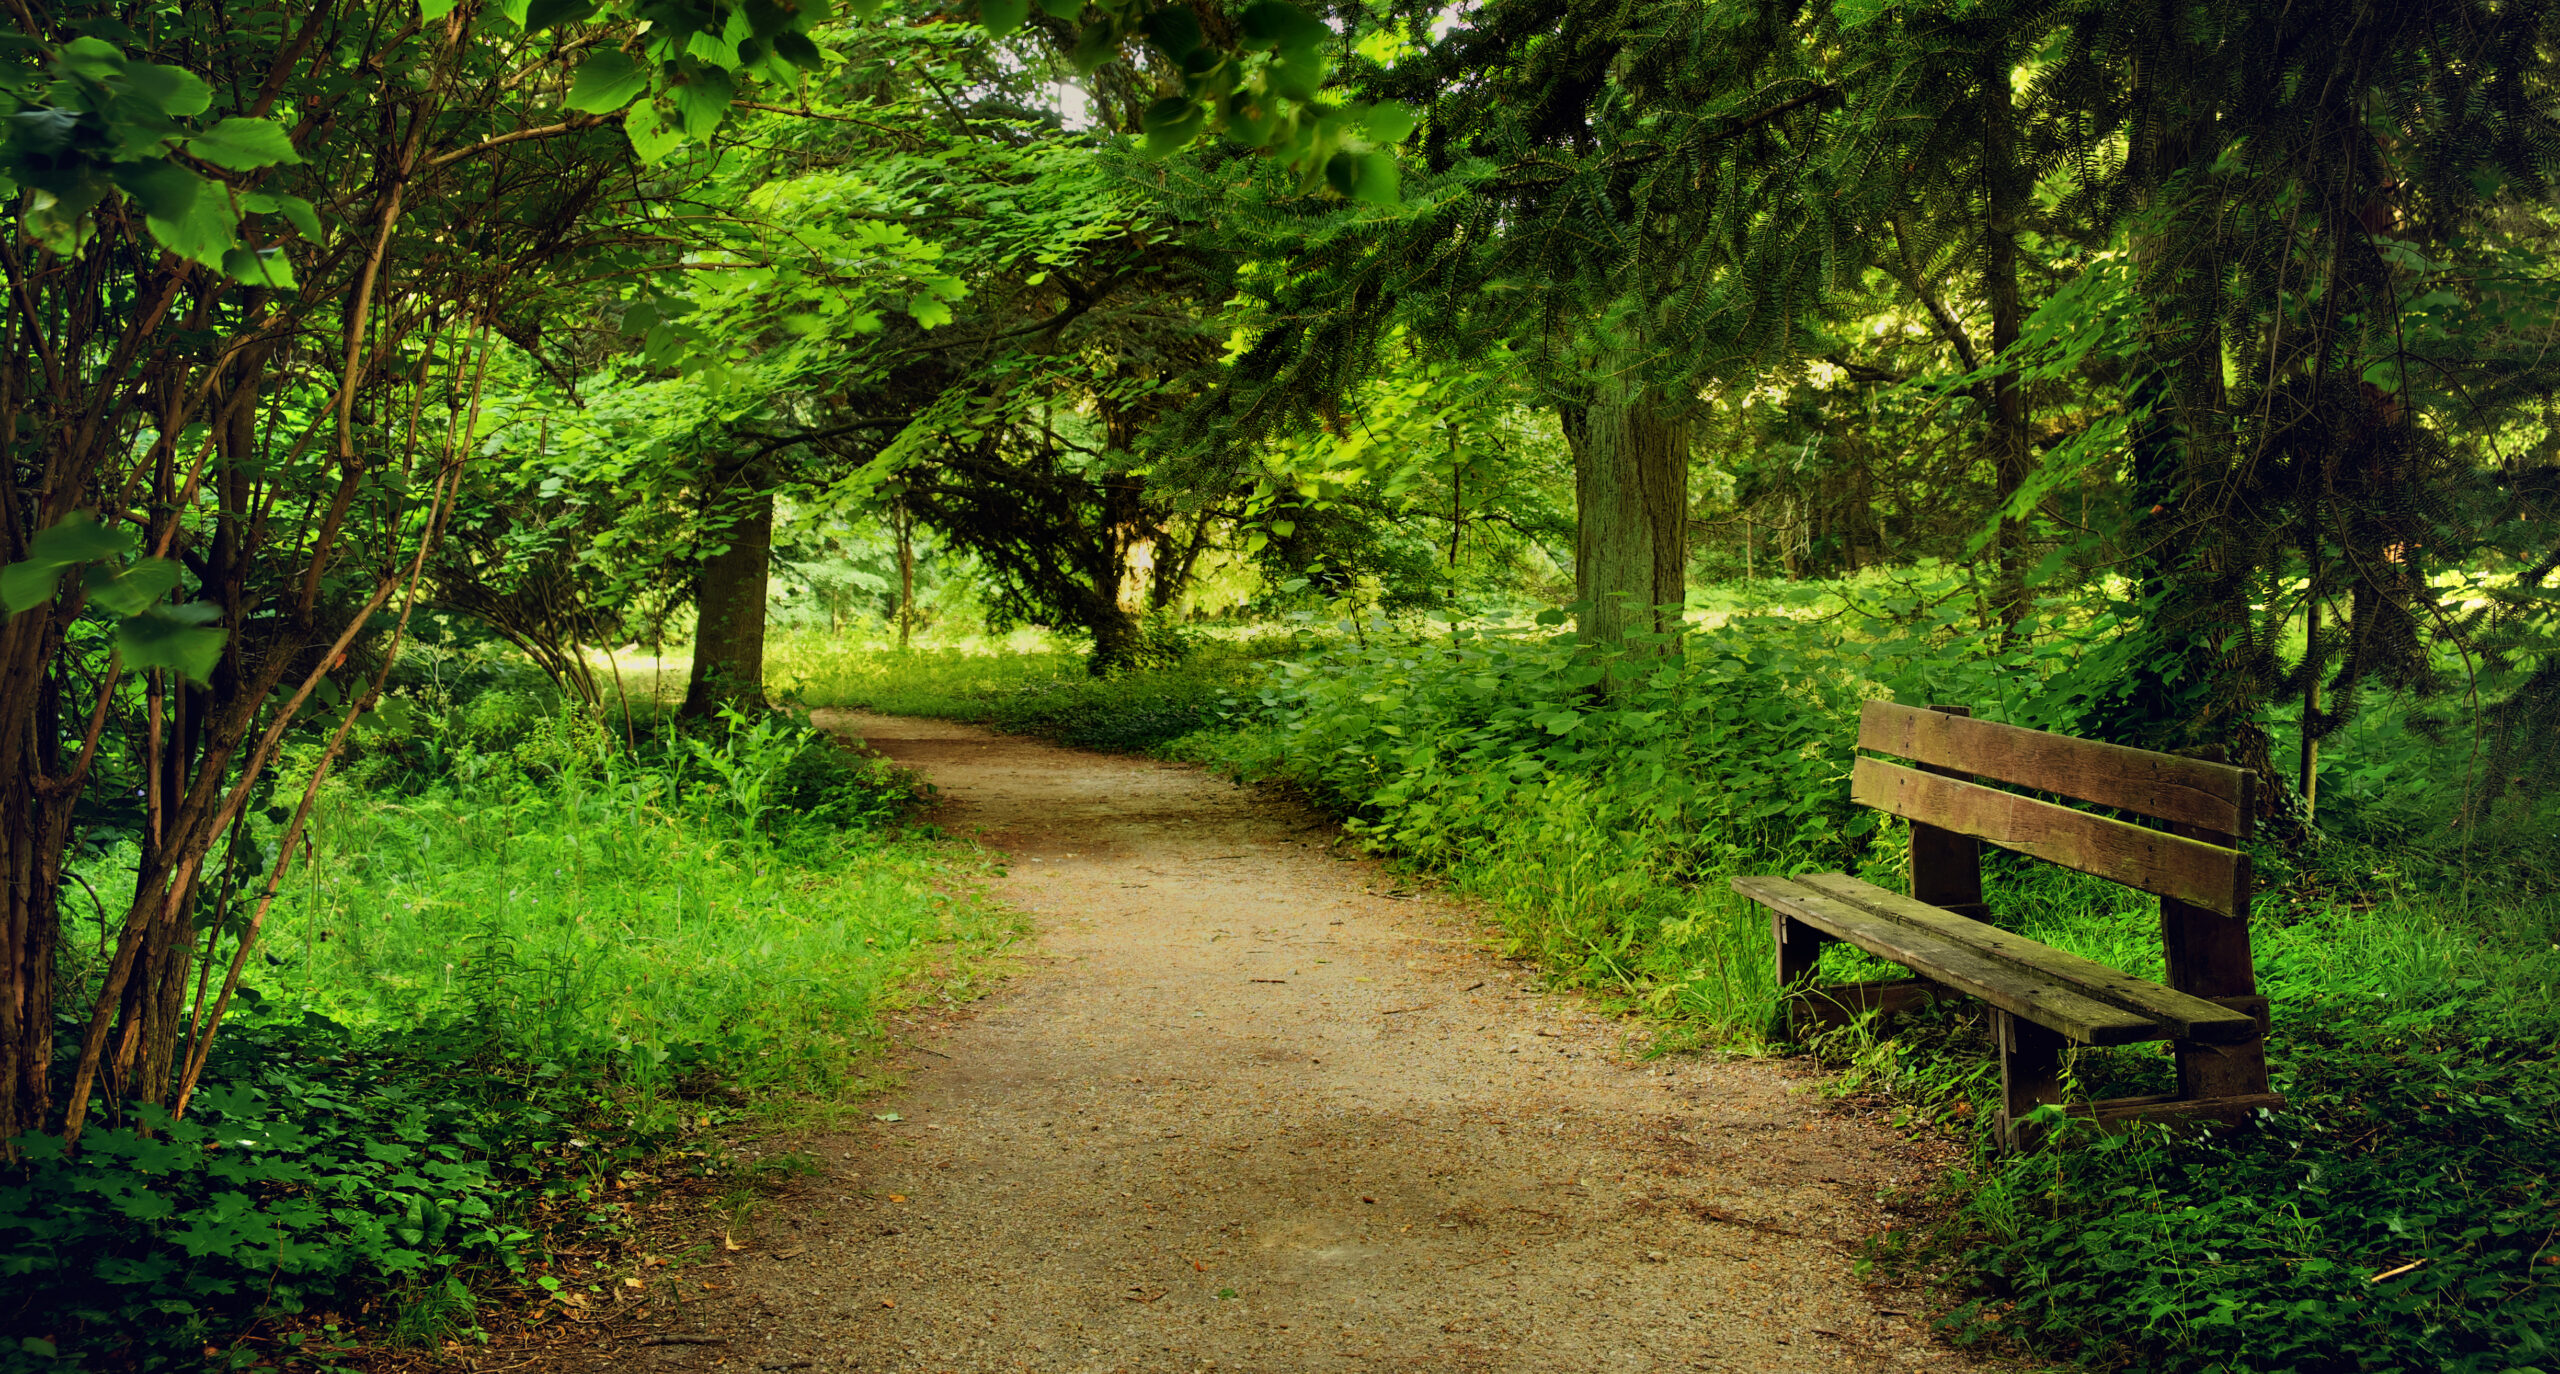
(250, 694, 1019, 1096)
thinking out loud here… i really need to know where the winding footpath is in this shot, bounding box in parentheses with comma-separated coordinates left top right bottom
(579, 713, 1993, 1374)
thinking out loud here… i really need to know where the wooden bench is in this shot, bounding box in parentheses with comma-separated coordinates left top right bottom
(1733, 701, 2284, 1149)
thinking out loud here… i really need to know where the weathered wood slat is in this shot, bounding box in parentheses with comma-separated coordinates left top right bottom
(1851, 758, 2251, 919)
(2081, 1092, 2286, 1128)
(1859, 700, 2253, 837)
(1732, 876, 2169, 1045)
(1791, 874, 2260, 1043)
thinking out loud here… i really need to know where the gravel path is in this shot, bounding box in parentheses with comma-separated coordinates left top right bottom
(587, 712, 1989, 1374)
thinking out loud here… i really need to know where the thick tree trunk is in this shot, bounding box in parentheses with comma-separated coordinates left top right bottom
(1566, 384, 1690, 658)
(682, 481, 774, 718)
(2097, 76, 2276, 796)
(1087, 605, 1141, 673)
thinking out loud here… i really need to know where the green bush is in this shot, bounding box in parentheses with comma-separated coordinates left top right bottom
(1943, 1002, 2560, 1374)
(1, 1018, 597, 1370)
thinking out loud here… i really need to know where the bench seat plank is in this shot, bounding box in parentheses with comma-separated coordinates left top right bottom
(1790, 874, 2261, 1044)
(1732, 876, 2170, 1046)
(1852, 757, 2251, 919)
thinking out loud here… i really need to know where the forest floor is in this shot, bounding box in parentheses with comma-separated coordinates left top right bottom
(538, 713, 2001, 1374)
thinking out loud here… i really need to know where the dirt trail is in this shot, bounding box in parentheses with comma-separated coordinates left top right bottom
(602, 713, 1985, 1374)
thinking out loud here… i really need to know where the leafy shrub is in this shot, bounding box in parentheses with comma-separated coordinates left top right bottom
(1944, 1000, 2560, 1374)
(0, 1017, 599, 1369)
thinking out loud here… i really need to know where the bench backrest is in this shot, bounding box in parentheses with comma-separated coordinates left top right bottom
(1851, 700, 2253, 919)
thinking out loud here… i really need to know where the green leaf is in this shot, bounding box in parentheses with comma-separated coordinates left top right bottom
(978, 0, 1031, 38)
(1069, 19, 1118, 73)
(770, 31, 825, 69)
(107, 160, 201, 221)
(31, 512, 136, 565)
(221, 246, 297, 289)
(4, 513, 136, 614)
(117, 604, 226, 685)
(524, 0, 598, 31)
(421, 0, 460, 18)
(146, 188, 239, 268)
(1142, 5, 1204, 60)
(0, 562, 59, 615)
(127, 62, 213, 118)
(1268, 46, 1324, 101)
(672, 66, 736, 139)
(242, 191, 322, 242)
(1237, 0, 1328, 50)
(567, 50, 651, 112)
(744, 0, 793, 38)
(906, 293, 953, 328)
(623, 100, 683, 162)
(57, 35, 125, 81)
(22, 174, 107, 256)
(1349, 151, 1399, 203)
(186, 117, 301, 170)
(1363, 100, 1417, 145)
(83, 557, 180, 616)
(1037, 0, 1082, 15)
(1324, 150, 1359, 197)
(1141, 97, 1203, 155)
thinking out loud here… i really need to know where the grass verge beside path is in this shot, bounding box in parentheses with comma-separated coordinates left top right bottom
(803, 610, 2560, 1374)
(8, 683, 1019, 1370)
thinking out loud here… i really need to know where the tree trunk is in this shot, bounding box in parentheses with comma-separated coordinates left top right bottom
(893, 495, 914, 651)
(1983, 47, 2031, 638)
(682, 480, 774, 718)
(1087, 604, 1141, 673)
(2097, 66, 2275, 791)
(1566, 383, 1690, 659)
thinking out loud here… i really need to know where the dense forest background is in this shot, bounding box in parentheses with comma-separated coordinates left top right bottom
(2, 0, 2557, 1369)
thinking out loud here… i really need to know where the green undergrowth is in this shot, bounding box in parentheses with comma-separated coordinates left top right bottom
(9, 669, 1018, 1371)
(772, 626, 1295, 752)
(806, 584, 2559, 1374)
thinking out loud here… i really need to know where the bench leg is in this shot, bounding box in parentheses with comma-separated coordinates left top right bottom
(1771, 911, 1831, 1038)
(2176, 1038, 2273, 1102)
(1994, 1010, 2065, 1150)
